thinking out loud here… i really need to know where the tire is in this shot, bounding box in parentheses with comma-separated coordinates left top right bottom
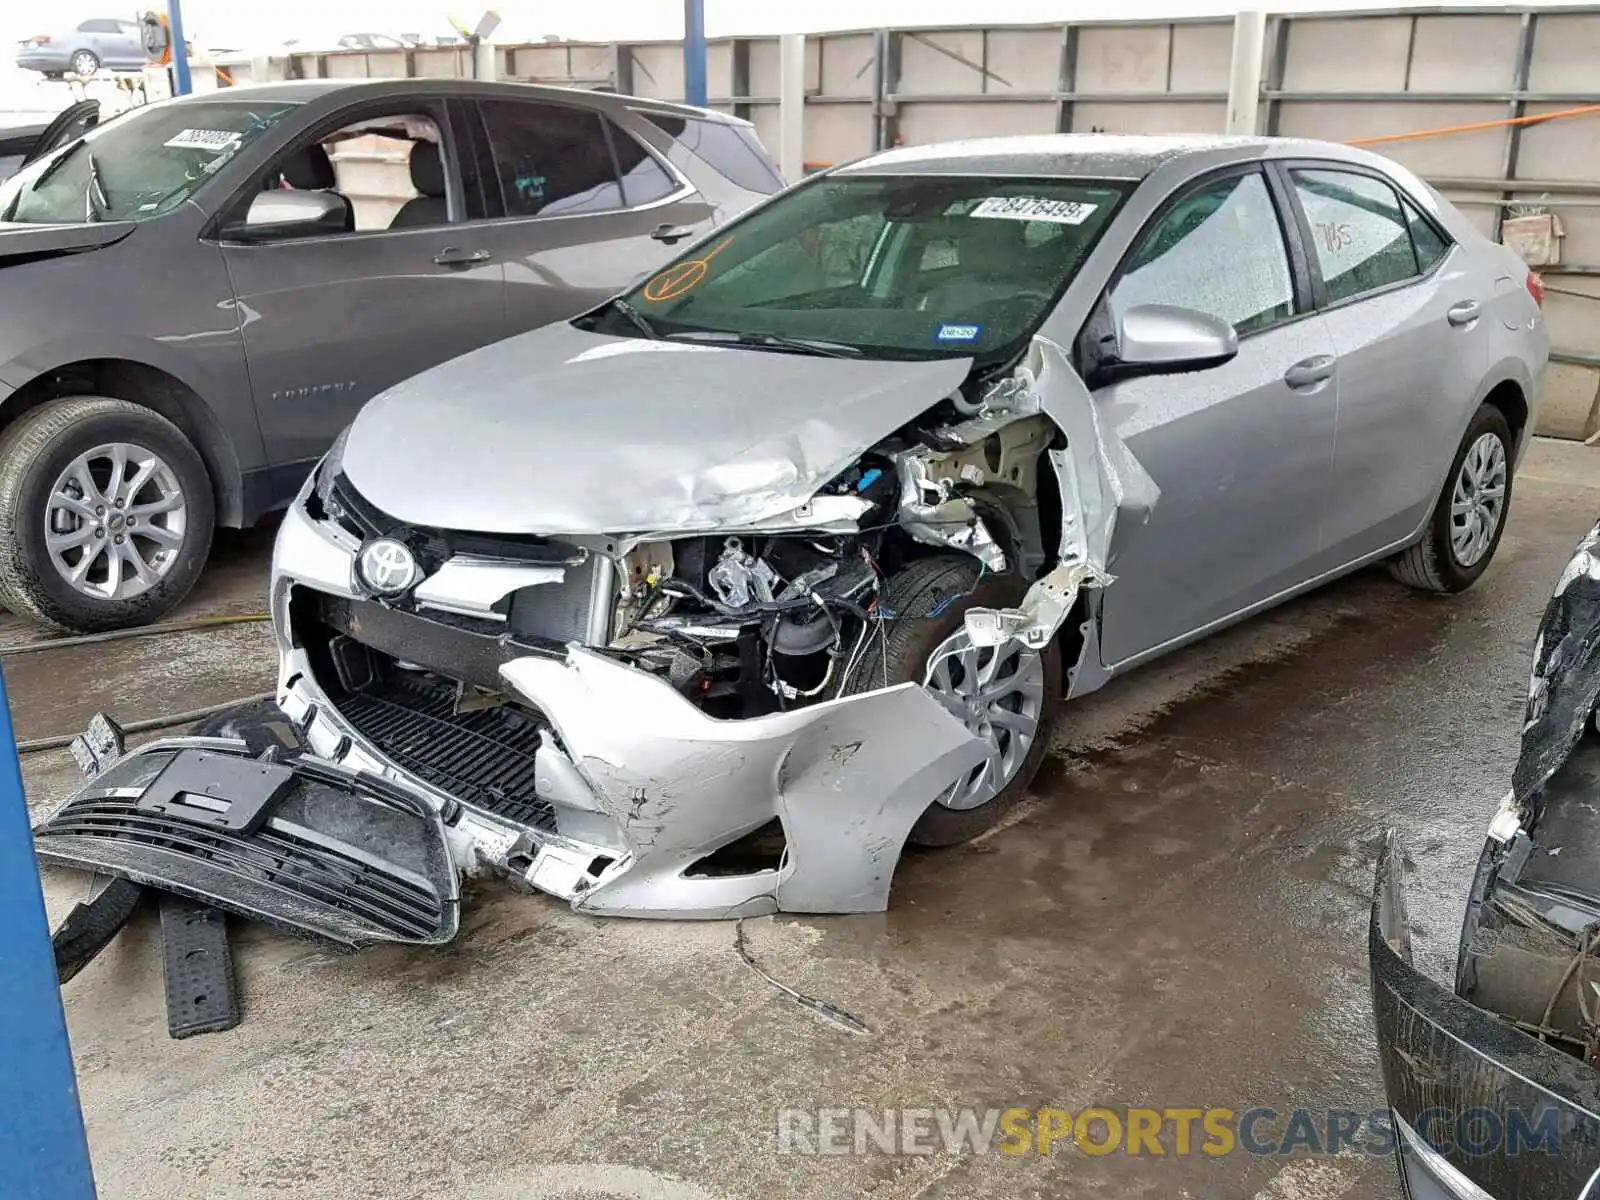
(1388, 403, 1514, 594)
(70, 50, 100, 77)
(0, 397, 215, 633)
(836, 555, 1061, 847)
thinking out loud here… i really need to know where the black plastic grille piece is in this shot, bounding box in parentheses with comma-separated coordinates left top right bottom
(40, 794, 444, 941)
(333, 672, 556, 831)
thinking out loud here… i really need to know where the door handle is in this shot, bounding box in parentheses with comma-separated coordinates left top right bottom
(651, 223, 696, 244)
(1283, 355, 1336, 390)
(433, 247, 492, 266)
(1447, 300, 1481, 327)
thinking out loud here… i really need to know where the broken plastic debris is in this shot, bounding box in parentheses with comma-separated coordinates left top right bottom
(963, 560, 1113, 650)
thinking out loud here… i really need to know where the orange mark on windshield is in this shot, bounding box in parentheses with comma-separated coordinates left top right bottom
(643, 237, 733, 302)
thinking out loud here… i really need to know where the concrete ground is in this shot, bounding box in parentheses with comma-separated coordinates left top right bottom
(16, 439, 1599, 1200)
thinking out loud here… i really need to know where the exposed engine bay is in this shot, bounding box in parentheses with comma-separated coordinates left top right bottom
(601, 404, 1058, 719)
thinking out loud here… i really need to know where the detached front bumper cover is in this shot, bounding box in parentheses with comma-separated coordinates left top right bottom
(34, 739, 461, 949)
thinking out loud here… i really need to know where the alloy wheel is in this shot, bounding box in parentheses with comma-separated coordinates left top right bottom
(1449, 431, 1508, 569)
(924, 634, 1045, 810)
(45, 442, 188, 602)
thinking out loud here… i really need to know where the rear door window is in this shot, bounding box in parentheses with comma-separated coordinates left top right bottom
(478, 100, 623, 217)
(608, 124, 679, 207)
(1403, 197, 1452, 273)
(638, 112, 784, 192)
(1290, 168, 1423, 304)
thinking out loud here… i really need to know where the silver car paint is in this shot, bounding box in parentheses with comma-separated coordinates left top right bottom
(340, 321, 972, 534)
(273, 133, 1547, 918)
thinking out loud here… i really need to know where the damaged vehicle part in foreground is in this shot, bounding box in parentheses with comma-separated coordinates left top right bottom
(1372, 518, 1600, 1198)
(45, 133, 1547, 927)
(35, 739, 460, 949)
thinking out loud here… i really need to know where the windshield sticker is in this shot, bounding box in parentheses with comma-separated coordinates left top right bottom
(936, 323, 982, 343)
(970, 196, 1098, 225)
(643, 237, 734, 303)
(164, 128, 243, 152)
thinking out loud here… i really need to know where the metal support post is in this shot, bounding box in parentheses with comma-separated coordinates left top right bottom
(166, 0, 191, 95)
(779, 34, 806, 183)
(1227, 10, 1267, 135)
(683, 0, 707, 107)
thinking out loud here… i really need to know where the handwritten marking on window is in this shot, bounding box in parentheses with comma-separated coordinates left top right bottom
(642, 237, 734, 302)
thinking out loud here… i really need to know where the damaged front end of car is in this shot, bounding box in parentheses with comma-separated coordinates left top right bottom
(1371, 518, 1600, 1198)
(36, 324, 1149, 930)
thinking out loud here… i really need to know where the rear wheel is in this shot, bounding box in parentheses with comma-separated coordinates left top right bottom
(70, 50, 100, 77)
(836, 555, 1060, 847)
(1389, 403, 1514, 594)
(0, 397, 214, 632)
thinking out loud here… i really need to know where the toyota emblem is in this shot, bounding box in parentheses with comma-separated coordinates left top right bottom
(358, 538, 419, 595)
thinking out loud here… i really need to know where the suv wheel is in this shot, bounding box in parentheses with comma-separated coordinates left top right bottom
(0, 397, 215, 632)
(1389, 403, 1514, 594)
(835, 555, 1061, 847)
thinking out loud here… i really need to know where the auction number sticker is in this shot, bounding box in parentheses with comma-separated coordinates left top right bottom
(164, 128, 243, 152)
(970, 196, 1098, 225)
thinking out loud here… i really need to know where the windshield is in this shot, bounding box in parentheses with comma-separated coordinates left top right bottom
(616, 173, 1127, 360)
(0, 99, 299, 225)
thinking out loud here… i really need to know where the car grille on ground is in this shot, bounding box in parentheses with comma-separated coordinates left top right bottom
(37, 792, 446, 943)
(333, 671, 557, 832)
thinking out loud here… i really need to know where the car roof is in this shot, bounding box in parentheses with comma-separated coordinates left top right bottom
(833, 133, 1373, 180)
(161, 78, 748, 124)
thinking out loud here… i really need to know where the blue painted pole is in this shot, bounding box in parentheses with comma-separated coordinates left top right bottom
(683, 0, 707, 107)
(166, 0, 192, 95)
(0, 668, 96, 1200)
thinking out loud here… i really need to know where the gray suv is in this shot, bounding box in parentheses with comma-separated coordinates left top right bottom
(0, 80, 782, 631)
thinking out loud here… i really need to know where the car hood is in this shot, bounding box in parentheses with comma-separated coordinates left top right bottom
(340, 322, 972, 534)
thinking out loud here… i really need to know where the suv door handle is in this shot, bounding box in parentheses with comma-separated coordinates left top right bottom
(1283, 355, 1336, 390)
(651, 223, 696, 244)
(433, 247, 491, 266)
(1447, 300, 1482, 327)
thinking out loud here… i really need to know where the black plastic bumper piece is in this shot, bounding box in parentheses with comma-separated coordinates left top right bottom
(1370, 831, 1600, 1198)
(51, 876, 144, 984)
(34, 745, 460, 950)
(159, 895, 239, 1038)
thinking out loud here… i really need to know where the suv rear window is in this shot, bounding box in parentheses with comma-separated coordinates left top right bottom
(639, 113, 784, 193)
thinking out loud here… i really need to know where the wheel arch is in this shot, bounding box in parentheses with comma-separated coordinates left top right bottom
(0, 354, 247, 527)
(1474, 358, 1536, 465)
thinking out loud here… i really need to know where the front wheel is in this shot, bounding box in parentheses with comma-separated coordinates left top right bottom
(1389, 403, 1514, 594)
(0, 397, 215, 632)
(836, 555, 1060, 847)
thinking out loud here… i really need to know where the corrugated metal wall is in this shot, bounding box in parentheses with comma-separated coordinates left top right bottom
(274, 6, 1600, 440)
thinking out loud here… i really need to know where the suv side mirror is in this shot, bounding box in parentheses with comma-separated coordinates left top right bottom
(1115, 303, 1238, 374)
(223, 190, 347, 243)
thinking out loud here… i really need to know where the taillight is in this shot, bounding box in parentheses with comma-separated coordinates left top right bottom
(1526, 271, 1546, 307)
(27, 35, 51, 45)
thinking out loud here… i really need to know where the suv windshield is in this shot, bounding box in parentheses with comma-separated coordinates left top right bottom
(0, 99, 299, 225)
(617, 173, 1127, 360)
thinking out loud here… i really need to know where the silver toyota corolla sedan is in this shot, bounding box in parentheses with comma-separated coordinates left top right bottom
(64, 133, 1543, 931)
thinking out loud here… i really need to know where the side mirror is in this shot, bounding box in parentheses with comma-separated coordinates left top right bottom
(223, 189, 347, 243)
(1107, 303, 1239, 381)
